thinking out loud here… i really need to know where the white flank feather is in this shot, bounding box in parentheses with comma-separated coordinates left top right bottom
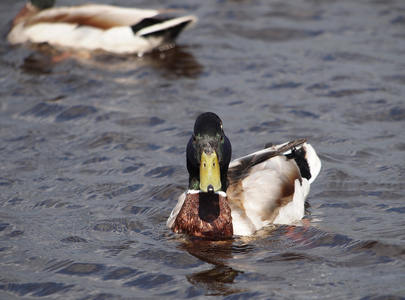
(166, 191, 186, 229)
(230, 156, 303, 235)
(31, 5, 160, 27)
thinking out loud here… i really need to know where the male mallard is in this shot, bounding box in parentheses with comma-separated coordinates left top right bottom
(167, 112, 321, 237)
(8, 0, 197, 55)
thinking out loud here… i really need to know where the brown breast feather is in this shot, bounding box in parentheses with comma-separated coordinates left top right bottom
(173, 192, 233, 238)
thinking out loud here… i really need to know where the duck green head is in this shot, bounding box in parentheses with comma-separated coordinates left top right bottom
(186, 112, 232, 193)
(30, 0, 55, 10)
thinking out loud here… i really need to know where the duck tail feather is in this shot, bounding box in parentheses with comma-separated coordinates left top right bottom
(134, 15, 197, 43)
(285, 142, 321, 183)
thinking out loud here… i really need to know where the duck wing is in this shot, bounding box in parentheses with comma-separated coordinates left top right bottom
(228, 138, 307, 181)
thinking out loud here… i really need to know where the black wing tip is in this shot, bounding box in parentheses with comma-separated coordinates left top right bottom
(131, 18, 163, 34)
(133, 18, 193, 43)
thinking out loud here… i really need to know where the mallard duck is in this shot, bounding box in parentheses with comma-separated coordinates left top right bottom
(167, 112, 321, 237)
(8, 0, 197, 55)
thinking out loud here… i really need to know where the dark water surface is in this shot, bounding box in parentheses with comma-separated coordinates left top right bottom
(1, 0, 405, 299)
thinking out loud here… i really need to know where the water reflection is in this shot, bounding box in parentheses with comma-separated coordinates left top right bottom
(20, 44, 203, 79)
(176, 225, 325, 296)
(179, 238, 249, 296)
(145, 46, 203, 79)
(187, 265, 245, 296)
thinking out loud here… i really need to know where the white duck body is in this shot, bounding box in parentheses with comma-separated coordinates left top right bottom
(8, 4, 197, 55)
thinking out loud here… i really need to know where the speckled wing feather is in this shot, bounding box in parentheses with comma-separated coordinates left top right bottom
(228, 138, 307, 181)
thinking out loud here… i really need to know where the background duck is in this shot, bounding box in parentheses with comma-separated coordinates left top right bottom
(8, 0, 197, 55)
(167, 112, 321, 237)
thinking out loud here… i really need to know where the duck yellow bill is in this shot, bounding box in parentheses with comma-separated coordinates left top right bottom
(199, 151, 221, 193)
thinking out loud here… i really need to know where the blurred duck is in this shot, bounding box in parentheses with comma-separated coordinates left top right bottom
(8, 0, 197, 55)
(167, 112, 321, 237)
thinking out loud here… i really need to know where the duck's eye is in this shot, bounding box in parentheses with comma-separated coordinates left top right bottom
(203, 162, 207, 169)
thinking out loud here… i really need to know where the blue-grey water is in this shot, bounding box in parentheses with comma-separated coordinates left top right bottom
(1, 0, 404, 299)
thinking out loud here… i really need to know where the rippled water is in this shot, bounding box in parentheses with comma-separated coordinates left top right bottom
(1, 0, 405, 299)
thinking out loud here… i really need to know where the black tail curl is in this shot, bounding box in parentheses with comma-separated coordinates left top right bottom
(285, 146, 312, 181)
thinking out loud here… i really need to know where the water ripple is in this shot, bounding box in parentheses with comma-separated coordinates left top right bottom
(58, 263, 105, 276)
(1, 0, 404, 298)
(0, 282, 74, 297)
